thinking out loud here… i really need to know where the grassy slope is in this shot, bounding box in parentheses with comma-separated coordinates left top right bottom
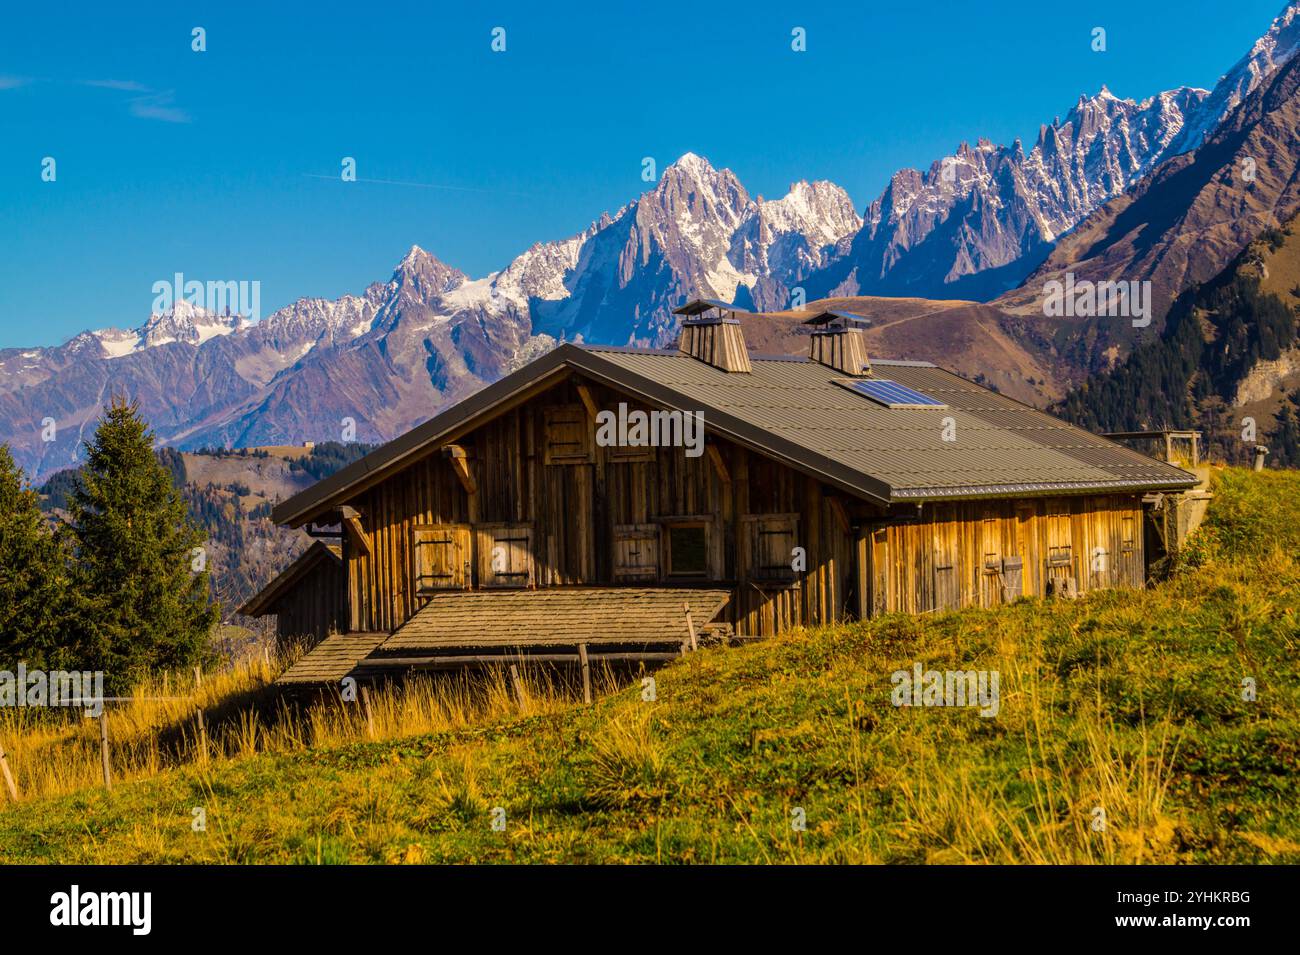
(2, 469, 1298, 864)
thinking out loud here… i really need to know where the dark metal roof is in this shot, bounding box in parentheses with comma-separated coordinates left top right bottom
(271, 343, 1198, 527)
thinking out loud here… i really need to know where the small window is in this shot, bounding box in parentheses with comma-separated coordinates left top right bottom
(1120, 516, 1136, 554)
(665, 522, 709, 578)
(742, 513, 799, 582)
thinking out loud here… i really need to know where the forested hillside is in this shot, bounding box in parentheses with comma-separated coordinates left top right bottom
(1056, 224, 1300, 466)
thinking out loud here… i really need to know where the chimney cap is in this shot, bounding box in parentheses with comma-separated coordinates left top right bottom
(673, 298, 750, 318)
(803, 309, 870, 328)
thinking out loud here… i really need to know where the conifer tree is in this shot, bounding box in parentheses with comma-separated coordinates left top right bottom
(67, 399, 217, 688)
(0, 444, 70, 668)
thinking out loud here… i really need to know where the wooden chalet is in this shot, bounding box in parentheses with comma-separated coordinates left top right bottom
(250, 301, 1199, 685)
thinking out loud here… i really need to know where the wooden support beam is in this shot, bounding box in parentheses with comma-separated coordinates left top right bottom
(339, 505, 374, 557)
(574, 382, 600, 422)
(829, 497, 850, 532)
(578, 644, 592, 704)
(358, 651, 683, 668)
(684, 602, 698, 652)
(442, 444, 478, 495)
(705, 444, 731, 485)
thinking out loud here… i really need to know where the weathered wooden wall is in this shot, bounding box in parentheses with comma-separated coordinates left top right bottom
(271, 557, 349, 650)
(341, 377, 864, 637)
(865, 495, 1145, 616)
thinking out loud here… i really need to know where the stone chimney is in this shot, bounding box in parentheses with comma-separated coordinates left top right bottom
(672, 300, 753, 373)
(805, 311, 870, 376)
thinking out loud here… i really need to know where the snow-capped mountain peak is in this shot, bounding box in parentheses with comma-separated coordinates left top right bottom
(86, 300, 249, 359)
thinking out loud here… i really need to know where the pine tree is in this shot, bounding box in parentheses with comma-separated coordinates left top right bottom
(67, 399, 217, 689)
(1270, 395, 1300, 468)
(0, 444, 71, 669)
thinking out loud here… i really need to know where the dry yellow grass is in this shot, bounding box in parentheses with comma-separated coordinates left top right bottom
(0, 648, 580, 806)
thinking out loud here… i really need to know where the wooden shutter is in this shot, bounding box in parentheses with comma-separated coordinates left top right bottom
(543, 405, 592, 465)
(413, 524, 471, 593)
(606, 443, 655, 463)
(980, 514, 1003, 608)
(742, 514, 799, 582)
(613, 524, 659, 581)
(475, 523, 535, 588)
(1045, 507, 1074, 593)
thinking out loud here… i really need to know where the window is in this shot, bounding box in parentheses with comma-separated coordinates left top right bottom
(742, 513, 799, 582)
(1120, 516, 1136, 554)
(543, 404, 593, 465)
(475, 523, 535, 588)
(664, 521, 710, 578)
(413, 524, 471, 593)
(613, 524, 659, 581)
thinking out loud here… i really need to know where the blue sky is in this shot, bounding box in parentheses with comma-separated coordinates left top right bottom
(0, 0, 1288, 348)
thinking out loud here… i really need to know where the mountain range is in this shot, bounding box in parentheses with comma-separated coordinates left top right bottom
(5, 2, 1300, 479)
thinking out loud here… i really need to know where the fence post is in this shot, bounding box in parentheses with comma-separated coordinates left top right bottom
(360, 685, 375, 740)
(196, 708, 208, 763)
(194, 665, 203, 689)
(99, 711, 112, 791)
(577, 644, 592, 705)
(0, 736, 19, 801)
(508, 664, 527, 713)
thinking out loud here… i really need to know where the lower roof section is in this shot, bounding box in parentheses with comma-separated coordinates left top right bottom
(276, 631, 389, 685)
(382, 587, 731, 652)
(274, 587, 732, 686)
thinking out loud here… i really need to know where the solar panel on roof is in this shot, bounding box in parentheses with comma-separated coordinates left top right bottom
(838, 378, 947, 409)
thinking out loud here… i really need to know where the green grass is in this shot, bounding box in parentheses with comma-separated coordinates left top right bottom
(2, 467, 1298, 864)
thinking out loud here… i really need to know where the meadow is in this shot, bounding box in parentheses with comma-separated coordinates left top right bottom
(0, 467, 1296, 864)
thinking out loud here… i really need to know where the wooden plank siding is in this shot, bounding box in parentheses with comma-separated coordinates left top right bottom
(335, 373, 1148, 639)
(269, 557, 348, 650)
(865, 494, 1146, 616)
